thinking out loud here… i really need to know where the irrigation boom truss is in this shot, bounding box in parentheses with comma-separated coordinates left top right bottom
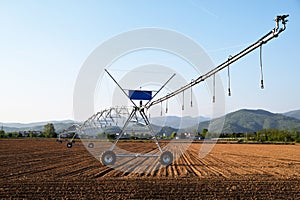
(146, 15, 288, 109)
(59, 15, 288, 167)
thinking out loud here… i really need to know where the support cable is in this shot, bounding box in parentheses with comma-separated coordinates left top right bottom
(190, 79, 194, 107)
(228, 55, 232, 96)
(260, 45, 264, 89)
(166, 97, 168, 113)
(213, 74, 216, 103)
(182, 91, 185, 110)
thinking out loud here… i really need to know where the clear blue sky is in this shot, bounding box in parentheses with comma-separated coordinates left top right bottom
(0, 0, 299, 123)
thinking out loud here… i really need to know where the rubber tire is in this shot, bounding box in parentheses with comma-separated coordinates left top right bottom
(101, 151, 116, 165)
(159, 151, 173, 166)
(67, 142, 72, 148)
(88, 143, 94, 148)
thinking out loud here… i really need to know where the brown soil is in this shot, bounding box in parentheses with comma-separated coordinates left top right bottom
(0, 139, 299, 199)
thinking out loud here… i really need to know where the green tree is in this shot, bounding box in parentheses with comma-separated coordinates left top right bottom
(37, 133, 45, 138)
(17, 132, 23, 137)
(29, 131, 36, 138)
(296, 130, 300, 143)
(170, 131, 177, 139)
(0, 130, 5, 138)
(107, 133, 115, 140)
(201, 128, 208, 139)
(44, 123, 57, 138)
(10, 132, 19, 138)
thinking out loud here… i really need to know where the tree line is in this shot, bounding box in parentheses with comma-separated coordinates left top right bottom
(0, 123, 57, 138)
(254, 128, 300, 143)
(1, 124, 299, 143)
(215, 128, 300, 143)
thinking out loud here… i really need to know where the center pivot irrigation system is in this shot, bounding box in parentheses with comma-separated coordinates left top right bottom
(60, 15, 288, 166)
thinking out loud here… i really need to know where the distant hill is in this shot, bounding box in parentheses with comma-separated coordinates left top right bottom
(283, 109, 300, 120)
(193, 109, 300, 133)
(0, 120, 76, 133)
(1, 120, 75, 128)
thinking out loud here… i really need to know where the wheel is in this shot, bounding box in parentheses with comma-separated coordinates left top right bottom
(66, 142, 72, 148)
(159, 151, 173, 166)
(101, 151, 116, 165)
(88, 143, 94, 148)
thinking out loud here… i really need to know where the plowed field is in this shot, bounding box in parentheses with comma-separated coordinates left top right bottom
(0, 139, 299, 199)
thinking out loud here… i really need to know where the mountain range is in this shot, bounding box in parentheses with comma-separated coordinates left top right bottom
(193, 109, 300, 134)
(1, 109, 300, 134)
(0, 120, 76, 133)
(283, 109, 300, 120)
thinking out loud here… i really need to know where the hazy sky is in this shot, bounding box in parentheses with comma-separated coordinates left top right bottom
(1, 0, 299, 123)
